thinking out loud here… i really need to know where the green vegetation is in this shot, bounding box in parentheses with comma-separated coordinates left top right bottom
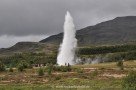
(75, 68, 84, 73)
(0, 52, 57, 68)
(53, 65, 72, 72)
(37, 67, 45, 76)
(0, 61, 134, 90)
(78, 44, 136, 62)
(9, 67, 14, 72)
(0, 44, 136, 67)
(0, 43, 135, 90)
(17, 64, 24, 72)
(122, 71, 136, 90)
(0, 61, 5, 72)
(17, 61, 29, 72)
(79, 45, 136, 55)
(46, 64, 53, 75)
(90, 70, 98, 78)
(117, 60, 124, 70)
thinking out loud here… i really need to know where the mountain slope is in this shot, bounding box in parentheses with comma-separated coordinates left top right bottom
(1, 16, 136, 56)
(0, 42, 57, 56)
(40, 16, 136, 46)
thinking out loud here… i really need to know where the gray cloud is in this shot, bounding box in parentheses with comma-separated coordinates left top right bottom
(0, 0, 136, 48)
(0, 0, 136, 36)
(0, 35, 47, 48)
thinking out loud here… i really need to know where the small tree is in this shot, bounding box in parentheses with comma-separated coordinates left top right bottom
(38, 68, 44, 76)
(9, 67, 14, 72)
(21, 60, 29, 68)
(46, 64, 53, 75)
(17, 63, 24, 72)
(117, 60, 124, 70)
(0, 61, 6, 72)
(17, 61, 29, 72)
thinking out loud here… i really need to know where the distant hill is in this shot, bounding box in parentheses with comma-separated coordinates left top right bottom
(1, 16, 136, 56)
(0, 42, 57, 56)
(40, 16, 136, 46)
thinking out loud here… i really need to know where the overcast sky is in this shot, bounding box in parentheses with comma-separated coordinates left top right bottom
(0, 0, 136, 48)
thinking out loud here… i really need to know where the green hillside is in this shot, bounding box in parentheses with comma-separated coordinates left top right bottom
(40, 16, 136, 46)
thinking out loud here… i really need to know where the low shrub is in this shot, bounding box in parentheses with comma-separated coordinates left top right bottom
(61, 66, 71, 72)
(91, 70, 98, 77)
(76, 68, 84, 74)
(17, 61, 29, 72)
(9, 67, 14, 72)
(53, 65, 72, 72)
(38, 68, 44, 76)
(17, 64, 24, 72)
(117, 60, 124, 70)
(0, 61, 6, 72)
(55, 75, 61, 80)
(47, 64, 53, 75)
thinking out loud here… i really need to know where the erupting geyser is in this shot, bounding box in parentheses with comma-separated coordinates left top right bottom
(57, 11, 77, 65)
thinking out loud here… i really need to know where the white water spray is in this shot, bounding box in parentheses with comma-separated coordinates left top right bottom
(57, 11, 77, 65)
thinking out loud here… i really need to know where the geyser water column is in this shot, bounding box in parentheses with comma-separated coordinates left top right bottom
(57, 11, 77, 65)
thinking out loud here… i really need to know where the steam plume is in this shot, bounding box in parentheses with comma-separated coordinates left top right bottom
(57, 11, 77, 65)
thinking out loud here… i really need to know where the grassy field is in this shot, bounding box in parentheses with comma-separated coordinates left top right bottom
(0, 60, 135, 90)
(74, 60, 136, 68)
